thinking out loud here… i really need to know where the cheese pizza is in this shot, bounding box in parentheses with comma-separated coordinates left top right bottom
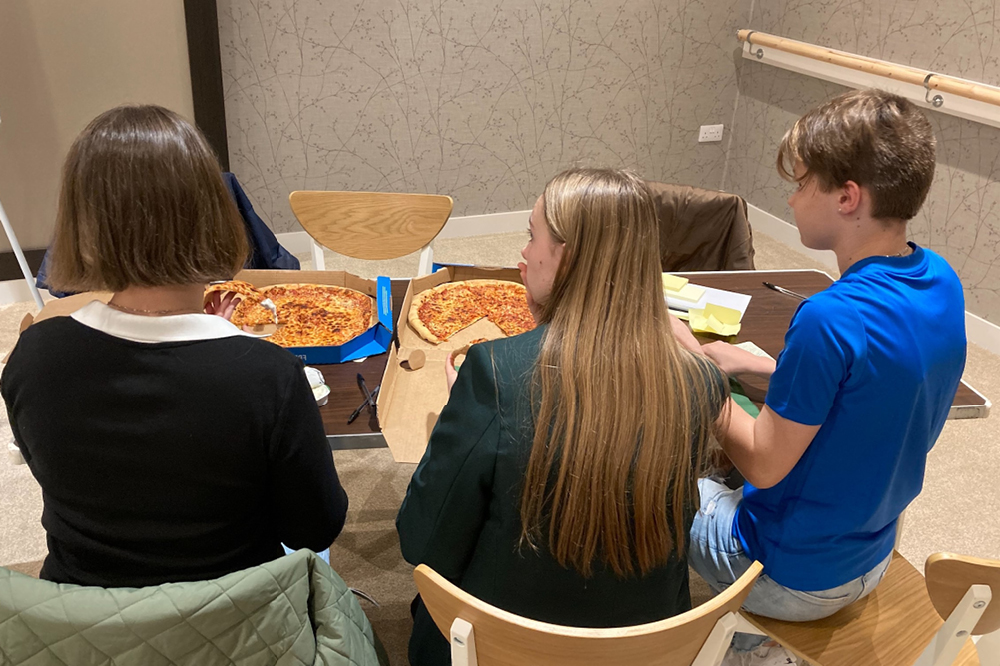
(262, 284, 374, 348)
(408, 279, 536, 344)
(203, 281, 374, 348)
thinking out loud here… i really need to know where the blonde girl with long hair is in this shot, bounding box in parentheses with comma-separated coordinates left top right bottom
(397, 167, 729, 666)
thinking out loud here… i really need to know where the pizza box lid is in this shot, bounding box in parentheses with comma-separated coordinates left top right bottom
(235, 269, 393, 364)
(377, 263, 524, 463)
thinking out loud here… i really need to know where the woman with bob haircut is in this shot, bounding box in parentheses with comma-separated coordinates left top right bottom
(396, 167, 729, 665)
(1, 105, 348, 587)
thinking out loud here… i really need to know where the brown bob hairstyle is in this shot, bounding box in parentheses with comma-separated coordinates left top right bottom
(777, 89, 936, 221)
(47, 105, 249, 292)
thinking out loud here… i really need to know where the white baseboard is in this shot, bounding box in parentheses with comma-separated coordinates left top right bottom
(747, 203, 1000, 357)
(965, 311, 1000, 358)
(274, 231, 312, 255)
(0, 279, 45, 310)
(746, 204, 840, 272)
(435, 209, 531, 239)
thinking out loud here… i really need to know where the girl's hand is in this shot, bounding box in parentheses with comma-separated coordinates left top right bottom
(205, 291, 238, 320)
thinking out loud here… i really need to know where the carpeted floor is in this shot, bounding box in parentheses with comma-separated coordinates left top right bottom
(0, 231, 996, 666)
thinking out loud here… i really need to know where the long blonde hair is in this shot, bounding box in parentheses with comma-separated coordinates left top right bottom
(519, 168, 724, 578)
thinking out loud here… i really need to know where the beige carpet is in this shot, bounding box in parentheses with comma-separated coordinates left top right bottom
(0, 232, 996, 665)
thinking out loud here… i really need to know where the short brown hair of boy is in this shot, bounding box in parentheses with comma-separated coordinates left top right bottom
(776, 89, 936, 221)
(48, 105, 249, 292)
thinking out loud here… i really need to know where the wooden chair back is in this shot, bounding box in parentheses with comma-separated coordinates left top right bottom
(288, 191, 453, 261)
(413, 561, 763, 666)
(926, 552, 1000, 635)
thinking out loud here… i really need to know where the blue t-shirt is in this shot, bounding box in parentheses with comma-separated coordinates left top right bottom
(734, 244, 966, 591)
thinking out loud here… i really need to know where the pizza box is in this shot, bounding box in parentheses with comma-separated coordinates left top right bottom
(377, 264, 524, 463)
(235, 269, 393, 365)
(2, 271, 391, 367)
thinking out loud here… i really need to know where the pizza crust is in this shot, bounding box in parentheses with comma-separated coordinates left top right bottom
(408, 283, 451, 344)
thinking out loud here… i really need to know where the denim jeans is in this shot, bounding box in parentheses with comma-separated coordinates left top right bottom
(689, 477, 892, 622)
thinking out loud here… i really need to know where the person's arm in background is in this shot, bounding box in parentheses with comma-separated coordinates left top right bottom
(397, 344, 500, 581)
(269, 364, 348, 551)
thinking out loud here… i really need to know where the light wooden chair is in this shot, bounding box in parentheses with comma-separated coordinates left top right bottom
(412, 561, 763, 666)
(923, 552, 1000, 666)
(288, 191, 453, 276)
(740, 551, 986, 666)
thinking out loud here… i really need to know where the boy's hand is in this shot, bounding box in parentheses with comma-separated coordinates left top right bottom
(702, 341, 776, 377)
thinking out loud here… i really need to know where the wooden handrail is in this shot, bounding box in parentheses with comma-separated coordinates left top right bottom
(737, 30, 1000, 108)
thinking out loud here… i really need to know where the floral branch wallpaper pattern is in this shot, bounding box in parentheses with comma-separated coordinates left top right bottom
(218, 0, 746, 224)
(219, 0, 1000, 322)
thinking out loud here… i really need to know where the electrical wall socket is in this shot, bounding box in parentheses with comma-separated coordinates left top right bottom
(698, 124, 724, 142)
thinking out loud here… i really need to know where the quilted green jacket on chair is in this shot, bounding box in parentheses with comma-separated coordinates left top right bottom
(0, 549, 380, 666)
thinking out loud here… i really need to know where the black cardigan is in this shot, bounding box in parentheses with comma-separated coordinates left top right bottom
(2, 315, 347, 587)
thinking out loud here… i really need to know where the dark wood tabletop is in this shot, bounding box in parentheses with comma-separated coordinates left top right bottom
(314, 270, 989, 448)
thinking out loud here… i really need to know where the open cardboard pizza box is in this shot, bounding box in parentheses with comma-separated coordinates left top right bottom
(235, 269, 392, 364)
(378, 264, 524, 463)
(3, 270, 390, 366)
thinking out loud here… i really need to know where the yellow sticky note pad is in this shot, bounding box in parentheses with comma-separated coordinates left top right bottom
(704, 303, 741, 325)
(671, 284, 706, 303)
(662, 274, 689, 292)
(688, 305, 741, 336)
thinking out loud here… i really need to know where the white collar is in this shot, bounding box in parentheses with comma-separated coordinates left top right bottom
(71, 301, 255, 343)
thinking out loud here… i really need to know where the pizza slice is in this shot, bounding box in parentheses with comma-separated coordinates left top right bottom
(204, 280, 276, 327)
(409, 283, 487, 343)
(468, 280, 537, 337)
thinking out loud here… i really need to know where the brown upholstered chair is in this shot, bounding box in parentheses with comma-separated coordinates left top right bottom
(646, 182, 755, 272)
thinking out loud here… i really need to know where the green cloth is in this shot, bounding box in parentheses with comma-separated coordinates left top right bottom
(397, 326, 729, 666)
(730, 377, 761, 417)
(0, 549, 380, 666)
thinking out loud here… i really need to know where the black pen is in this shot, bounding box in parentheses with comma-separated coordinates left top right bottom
(357, 373, 376, 416)
(763, 281, 808, 301)
(347, 384, 380, 425)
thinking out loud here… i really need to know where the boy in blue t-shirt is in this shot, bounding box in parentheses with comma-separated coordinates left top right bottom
(679, 89, 967, 622)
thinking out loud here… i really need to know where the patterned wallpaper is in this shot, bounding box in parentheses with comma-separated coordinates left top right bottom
(218, 0, 1000, 322)
(217, 0, 747, 231)
(726, 0, 1000, 322)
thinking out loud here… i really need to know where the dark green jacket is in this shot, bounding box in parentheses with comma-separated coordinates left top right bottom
(396, 327, 720, 665)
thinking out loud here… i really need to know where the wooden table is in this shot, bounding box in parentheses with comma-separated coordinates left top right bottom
(315, 270, 990, 450)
